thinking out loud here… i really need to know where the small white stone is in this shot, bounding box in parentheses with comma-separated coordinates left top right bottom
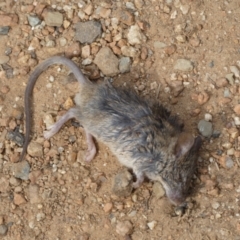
(170, 10, 177, 19)
(82, 58, 92, 65)
(204, 113, 212, 121)
(36, 212, 45, 221)
(126, 2, 136, 10)
(212, 202, 220, 209)
(234, 116, 240, 125)
(147, 220, 157, 230)
(180, 4, 190, 14)
(49, 75, 55, 82)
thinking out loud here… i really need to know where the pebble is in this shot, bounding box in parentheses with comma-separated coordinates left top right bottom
(29, 184, 41, 204)
(43, 113, 55, 129)
(198, 119, 213, 137)
(6, 129, 24, 147)
(14, 193, 27, 205)
(174, 59, 193, 71)
(0, 225, 8, 236)
(219, 155, 234, 169)
(147, 220, 157, 230)
(127, 25, 146, 45)
(121, 46, 138, 58)
(94, 47, 119, 76)
(43, 10, 63, 27)
(103, 202, 113, 213)
(0, 56, 10, 65)
(153, 41, 166, 49)
(28, 37, 40, 51)
(225, 73, 234, 85)
(215, 78, 228, 88)
(119, 57, 131, 73)
(197, 91, 210, 105)
(2, 64, 13, 79)
(223, 88, 231, 98)
(230, 65, 240, 78)
(134, 0, 144, 9)
(112, 170, 133, 197)
(164, 45, 176, 55)
(1, 85, 10, 94)
(27, 141, 43, 157)
(116, 221, 133, 236)
(234, 116, 240, 126)
(36, 212, 45, 221)
(204, 113, 212, 121)
(180, 4, 190, 14)
(176, 35, 186, 43)
(113, 9, 134, 26)
(63, 97, 74, 110)
(234, 104, 240, 115)
(27, 15, 41, 27)
(12, 161, 30, 180)
(152, 182, 165, 199)
(9, 176, 21, 186)
(0, 177, 9, 193)
(81, 45, 91, 58)
(0, 26, 10, 35)
(75, 20, 102, 44)
(0, 14, 19, 26)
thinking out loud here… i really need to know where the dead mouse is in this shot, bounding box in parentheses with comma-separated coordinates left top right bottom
(19, 56, 202, 206)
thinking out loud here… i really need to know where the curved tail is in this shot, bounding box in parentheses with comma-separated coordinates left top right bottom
(19, 56, 90, 161)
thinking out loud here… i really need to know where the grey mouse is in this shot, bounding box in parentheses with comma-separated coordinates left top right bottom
(19, 56, 201, 206)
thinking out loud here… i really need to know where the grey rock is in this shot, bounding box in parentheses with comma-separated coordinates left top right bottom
(152, 182, 165, 199)
(44, 11, 63, 27)
(225, 156, 234, 169)
(174, 59, 193, 71)
(0, 26, 10, 35)
(27, 15, 41, 27)
(223, 88, 231, 98)
(5, 47, 12, 56)
(212, 130, 221, 138)
(6, 130, 24, 146)
(112, 170, 133, 197)
(198, 119, 213, 137)
(2, 64, 13, 79)
(0, 225, 8, 236)
(12, 161, 30, 180)
(94, 47, 119, 76)
(75, 20, 102, 44)
(119, 57, 131, 73)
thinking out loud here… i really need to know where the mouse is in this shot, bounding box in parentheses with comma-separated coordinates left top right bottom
(19, 55, 202, 206)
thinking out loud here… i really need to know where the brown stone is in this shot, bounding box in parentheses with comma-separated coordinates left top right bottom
(14, 193, 27, 205)
(112, 9, 134, 26)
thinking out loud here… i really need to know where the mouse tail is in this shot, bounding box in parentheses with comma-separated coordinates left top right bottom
(19, 56, 90, 161)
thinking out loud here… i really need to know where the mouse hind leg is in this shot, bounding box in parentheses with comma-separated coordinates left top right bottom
(44, 108, 80, 139)
(132, 168, 145, 188)
(44, 107, 97, 162)
(85, 132, 97, 162)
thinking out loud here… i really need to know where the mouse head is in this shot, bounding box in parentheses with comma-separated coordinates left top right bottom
(161, 133, 202, 206)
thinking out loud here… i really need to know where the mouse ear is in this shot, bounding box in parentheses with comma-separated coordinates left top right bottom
(175, 132, 195, 159)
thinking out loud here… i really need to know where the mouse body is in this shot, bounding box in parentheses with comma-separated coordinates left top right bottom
(20, 56, 201, 206)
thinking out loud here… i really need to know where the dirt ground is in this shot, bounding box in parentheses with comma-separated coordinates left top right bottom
(1, 0, 240, 239)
